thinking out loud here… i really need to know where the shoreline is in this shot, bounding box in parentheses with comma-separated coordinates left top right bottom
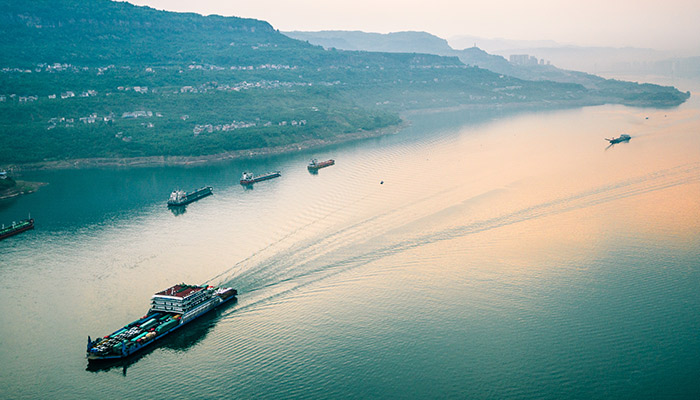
(0, 181, 48, 200)
(2, 124, 405, 172)
(2, 97, 684, 172)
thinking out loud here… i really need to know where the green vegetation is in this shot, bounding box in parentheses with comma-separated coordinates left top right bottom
(0, 0, 690, 166)
(0, 175, 16, 191)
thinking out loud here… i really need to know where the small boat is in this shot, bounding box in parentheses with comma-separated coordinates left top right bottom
(167, 186, 212, 206)
(0, 216, 34, 241)
(307, 158, 335, 170)
(240, 171, 281, 185)
(606, 134, 631, 144)
(86, 283, 237, 361)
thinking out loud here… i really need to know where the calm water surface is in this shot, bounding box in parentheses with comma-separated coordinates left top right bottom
(1, 78, 699, 399)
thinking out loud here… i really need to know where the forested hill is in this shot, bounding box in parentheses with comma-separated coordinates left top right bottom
(0, 0, 690, 167)
(284, 30, 692, 92)
(1, 0, 294, 66)
(0, 0, 460, 68)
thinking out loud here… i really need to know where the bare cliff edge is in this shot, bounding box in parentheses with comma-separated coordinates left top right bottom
(0, 0, 690, 170)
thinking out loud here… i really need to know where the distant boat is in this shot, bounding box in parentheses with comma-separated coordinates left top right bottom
(0, 217, 34, 240)
(606, 134, 631, 144)
(240, 171, 281, 185)
(307, 158, 335, 170)
(167, 186, 212, 206)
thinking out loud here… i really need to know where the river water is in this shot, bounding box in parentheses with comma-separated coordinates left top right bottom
(1, 77, 699, 399)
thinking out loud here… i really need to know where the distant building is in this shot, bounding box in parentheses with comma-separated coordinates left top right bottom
(509, 54, 540, 66)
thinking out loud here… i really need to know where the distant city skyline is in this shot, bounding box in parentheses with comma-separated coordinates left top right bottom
(128, 0, 700, 53)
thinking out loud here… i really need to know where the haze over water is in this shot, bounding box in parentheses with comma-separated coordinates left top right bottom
(1, 77, 699, 399)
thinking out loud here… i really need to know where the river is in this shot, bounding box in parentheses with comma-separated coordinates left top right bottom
(1, 77, 699, 399)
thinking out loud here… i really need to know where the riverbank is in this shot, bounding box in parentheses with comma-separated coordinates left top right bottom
(0, 101, 575, 172)
(2, 124, 404, 172)
(3, 92, 691, 173)
(0, 180, 48, 200)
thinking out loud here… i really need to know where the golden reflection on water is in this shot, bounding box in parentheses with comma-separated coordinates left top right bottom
(2, 82, 700, 398)
(372, 100, 700, 282)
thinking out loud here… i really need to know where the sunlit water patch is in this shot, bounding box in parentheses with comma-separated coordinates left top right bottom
(1, 87, 699, 398)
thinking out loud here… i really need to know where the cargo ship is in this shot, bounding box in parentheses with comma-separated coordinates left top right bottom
(0, 217, 34, 241)
(606, 134, 631, 144)
(240, 171, 281, 185)
(307, 158, 335, 170)
(87, 283, 237, 361)
(167, 186, 212, 206)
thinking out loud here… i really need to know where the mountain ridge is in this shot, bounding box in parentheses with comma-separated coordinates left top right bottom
(0, 1, 690, 167)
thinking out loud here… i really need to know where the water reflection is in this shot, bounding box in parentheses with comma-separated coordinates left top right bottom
(0, 197, 19, 212)
(1, 88, 698, 398)
(168, 205, 187, 216)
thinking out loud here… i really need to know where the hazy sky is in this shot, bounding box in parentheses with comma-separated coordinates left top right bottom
(129, 0, 699, 52)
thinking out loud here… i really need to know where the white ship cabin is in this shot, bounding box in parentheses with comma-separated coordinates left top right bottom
(151, 284, 212, 314)
(169, 190, 186, 203)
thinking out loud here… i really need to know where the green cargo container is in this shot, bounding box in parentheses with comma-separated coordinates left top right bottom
(111, 342, 125, 354)
(140, 318, 159, 331)
(155, 319, 179, 334)
(130, 332, 149, 342)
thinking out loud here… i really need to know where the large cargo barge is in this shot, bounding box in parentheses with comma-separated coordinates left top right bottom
(86, 283, 237, 361)
(307, 158, 335, 170)
(0, 217, 34, 241)
(240, 171, 281, 185)
(167, 186, 212, 206)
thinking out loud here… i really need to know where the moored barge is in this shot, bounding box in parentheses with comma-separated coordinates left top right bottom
(240, 171, 281, 185)
(0, 217, 34, 241)
(87, 283, 237, 361)
(167, 186, 212, 206)
(307, 158, 335, 170)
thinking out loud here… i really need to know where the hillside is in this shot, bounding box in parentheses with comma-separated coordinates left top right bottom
(284, 30, 693, 94)
(1, 0, 299, 66)
(287, 30, 455, 54)
(0, 175, 16, 191)
(0, 1, 690, 167)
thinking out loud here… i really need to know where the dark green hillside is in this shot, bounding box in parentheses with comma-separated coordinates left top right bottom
(0, 1, 690, 166)
(0, 0, 461, 68)
(0, 175, 16, 191)
(1, 0, 298, 66)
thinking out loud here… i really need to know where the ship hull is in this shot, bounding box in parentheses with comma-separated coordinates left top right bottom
(167, 187, 212, 206)
(607, 135, 631, 144)
(240, 172, 281, 185)
(87, 290, 236, 362)
(307, 160, 335, 170)
(609, 138, 631, 144)
(0, 219, 34, 240)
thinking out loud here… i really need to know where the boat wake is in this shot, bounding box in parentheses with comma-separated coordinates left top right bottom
(212, 161, 700, 317)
